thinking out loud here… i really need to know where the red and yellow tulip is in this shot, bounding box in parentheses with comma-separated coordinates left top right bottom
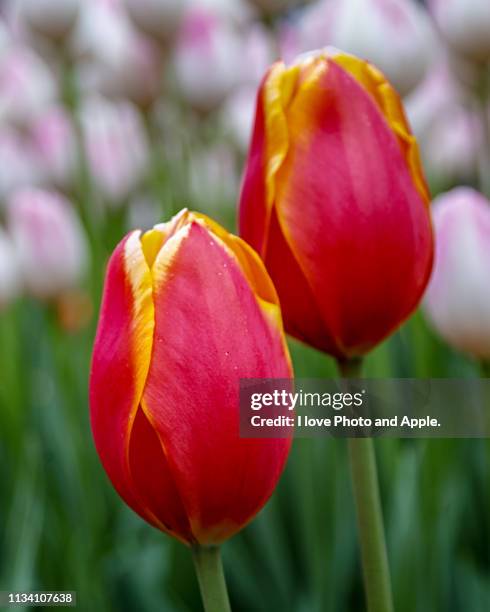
(90, 210, 292, 545)
(239, 50, 434, 359)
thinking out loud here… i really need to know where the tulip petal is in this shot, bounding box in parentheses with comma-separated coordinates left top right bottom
(273, 60, 433, 356)
(128, 406, 194, 542)
(239, 62, 294, 257)
(141, 222, 292, 544)
(90, 231, 157, 525)
(332, 52, 430, 206)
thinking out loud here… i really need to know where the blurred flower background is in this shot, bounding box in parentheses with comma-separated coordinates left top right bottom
(0, 0, 489, 610)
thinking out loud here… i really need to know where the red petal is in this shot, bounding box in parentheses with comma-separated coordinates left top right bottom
(128, 407, 194, 542)
(275, 60, 433, 356)
(89, 232, 157, 526)
(142, 222, 291, 544)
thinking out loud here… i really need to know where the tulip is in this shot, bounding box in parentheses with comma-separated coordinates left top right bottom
(71, 0, 133, 71)
(405, 61, 481, 180)
(174, 5, 242, 113)
(222, 86, 257, 150)
(29, 106, 77, 188)
(0, 45, 56, 126)
(90, 209, 291, 547)
(79, 96, 149, 203)
(0, 229, 20, 308)
(124, 0, 188, 46)
(239, 49, 434, 360)
(7, 188, 88, 298)
(15, 0, 80, 42)
(296, 0, 435, 97)
(77, 30, 164, 110)
(428, 0, 490, 63)
(423, 188, 490, 360)
(0, 128, 43, 201)
(240, 24, 275, 86)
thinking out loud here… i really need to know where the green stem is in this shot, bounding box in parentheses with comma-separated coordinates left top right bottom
(337, 358, 394, 612)
(192, 545, 231, 612)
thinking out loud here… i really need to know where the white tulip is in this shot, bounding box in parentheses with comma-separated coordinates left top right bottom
(8, 188, 89, 298)
(0, 45, 56, 126)
(174, 6, 242, 113)
(428, 0, 490, 63)
(298, 0, 435, 96)
(80, 96, 149, 203)
(423, 188, 490, 359)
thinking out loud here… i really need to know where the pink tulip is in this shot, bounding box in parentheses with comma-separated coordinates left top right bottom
(71, 0, 133, 70)
(428, 0, 490, 63)
(7, 188, 89, 298)
(293, 0, 435, 96)
(424, 188, 490, 359)
(174, 5, 242, 113)
(405, 61, 481, 179)
(78, 32, 163, 109)
(29, 106, 77, 188)
(0, 128, 43, 200)
(240, 24, 275, 85)
(80, 96, 149, 202)
(0, 45, 56, 126)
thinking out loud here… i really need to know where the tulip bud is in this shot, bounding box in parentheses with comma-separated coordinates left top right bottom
(90, 209, 292, 544)
(29, 106, 77, 188)
(240, 24, 276, 86)
(77, 30, 164, 110)
(299, 0, 435, 97)
(124, 0, 188, 46)
(0, 229, 20, 308)
(0, 45, 56, 126)
(405, 61, 481, 180)
(428, 0, 490, 63)
(7, 188, 89, 299)
(79, 96, 149, 203)
(71, 0, 132, 70)
(174, 6, 242, 114)
(423, 188, 490, 359)
(15, 0, 80, 42)
(0, 128, 43, 201)
(222, 86, 257, 150)
(239, 50, 434, 359)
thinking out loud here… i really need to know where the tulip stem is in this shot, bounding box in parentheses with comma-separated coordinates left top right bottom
(337, 358, 394, 612)
(192, 545, 231, 612)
